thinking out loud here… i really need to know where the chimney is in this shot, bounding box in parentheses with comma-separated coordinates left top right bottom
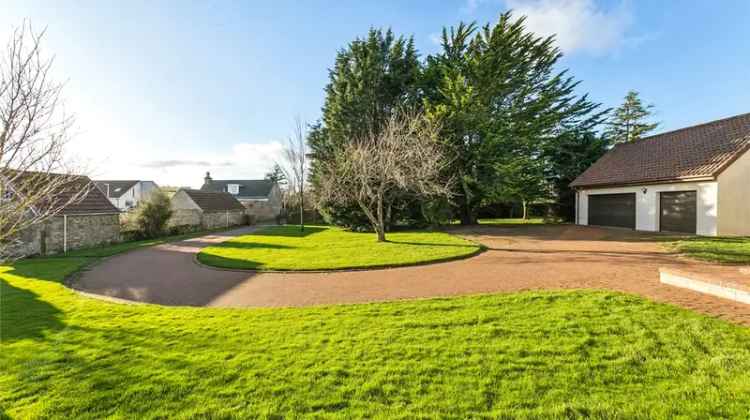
(203, 171, 212, 187)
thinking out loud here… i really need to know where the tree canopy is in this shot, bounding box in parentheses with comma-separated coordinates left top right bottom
(309, 12, 610, 228)
(424, 13, 605, 223)
(309, 28, 423, 229)
(605, 90, 659, 144)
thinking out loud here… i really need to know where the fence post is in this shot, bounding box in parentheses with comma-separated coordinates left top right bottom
(63, 214, 68, 253)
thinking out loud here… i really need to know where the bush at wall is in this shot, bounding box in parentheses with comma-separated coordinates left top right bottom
(133, 190, 173, 239)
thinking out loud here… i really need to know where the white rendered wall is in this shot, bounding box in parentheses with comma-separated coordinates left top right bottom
(576, 181, 718, 236)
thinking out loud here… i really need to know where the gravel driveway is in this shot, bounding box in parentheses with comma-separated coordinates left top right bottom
(74, 224, 750, 325)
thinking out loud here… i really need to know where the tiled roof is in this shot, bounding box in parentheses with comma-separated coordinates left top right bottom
(3, 170, 119, 215)
(571, 113, 750, 188)
(201, 179, 275, 199)
(182, 189, 246, 212)
(94, 180, 139, 198)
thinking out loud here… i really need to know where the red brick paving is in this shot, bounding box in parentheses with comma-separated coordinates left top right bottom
(76, 224, 750, 326)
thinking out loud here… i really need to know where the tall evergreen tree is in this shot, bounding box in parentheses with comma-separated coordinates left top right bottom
(605, 90, 658, 144)
(543, 131, 610, 221)
(424, 13, 606, 224)
(309, 28, 422, 228)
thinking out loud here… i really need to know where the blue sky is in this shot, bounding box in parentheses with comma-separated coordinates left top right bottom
(3, 0, 749, 186)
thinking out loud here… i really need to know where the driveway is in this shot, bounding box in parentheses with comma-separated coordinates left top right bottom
(74, 224, 750, 325)
(74, 226, 259, 306)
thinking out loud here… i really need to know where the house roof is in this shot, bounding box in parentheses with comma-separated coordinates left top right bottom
(570, 112, 750, 189)
(201, 179, 275, 199)
(94, 180, 139, 198)
(3, 170, 119, 215)
(181, 189, 246, 212)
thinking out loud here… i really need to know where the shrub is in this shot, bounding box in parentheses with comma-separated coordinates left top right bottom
(167, 224, 200, 236)
(133, 190, 173, 239)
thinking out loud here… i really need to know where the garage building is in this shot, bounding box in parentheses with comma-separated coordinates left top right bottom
(571, 113, 750, 236)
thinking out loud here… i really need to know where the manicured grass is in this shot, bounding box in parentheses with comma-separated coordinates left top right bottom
(197, 225, 482, 271)
(478, 217, 547, 225)
(674, 236, 750, 264)
(2, 256, 750, 418)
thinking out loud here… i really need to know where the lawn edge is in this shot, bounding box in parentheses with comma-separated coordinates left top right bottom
(193, 243, 486, 273)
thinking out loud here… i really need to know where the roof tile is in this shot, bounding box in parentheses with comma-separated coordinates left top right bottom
(571, 113, 750, 188)
(182, 189, 246, 212)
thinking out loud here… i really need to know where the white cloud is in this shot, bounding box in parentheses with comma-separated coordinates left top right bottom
(504, 0, 633, 55)
(428, 32, 443, 46)
(121, 141, 285, 188)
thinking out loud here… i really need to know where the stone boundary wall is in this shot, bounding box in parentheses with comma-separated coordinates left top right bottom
(168, 209, 246, 230)
(45, 214, 121, 255)
(5, 214, 120, 258)
(243, 201, 281, 222)
(201, 210, 246, 229)
(169, 209, 202, 228)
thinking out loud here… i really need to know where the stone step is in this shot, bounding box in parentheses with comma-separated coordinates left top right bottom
(660, 267, 750, 305)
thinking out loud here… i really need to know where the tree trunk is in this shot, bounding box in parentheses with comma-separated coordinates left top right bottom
(376, 190, 386, 242)
(385, 202, 393, 232)
(299, 186, 304, 232)
(458, 175, 476, 225)
(522, 200, 528, 220)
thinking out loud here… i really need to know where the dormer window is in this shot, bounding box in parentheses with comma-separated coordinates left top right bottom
(227, 184, 240, 195)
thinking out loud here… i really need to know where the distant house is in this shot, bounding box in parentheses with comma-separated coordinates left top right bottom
(200, 172, 282, 221)
(94, 180, 159, 211)
(571, 113, 750, 236)
(170, 189, 247, 229)
(2, 171, 120, 257)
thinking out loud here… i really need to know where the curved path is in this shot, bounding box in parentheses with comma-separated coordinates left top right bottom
(74, 225, 750, 325)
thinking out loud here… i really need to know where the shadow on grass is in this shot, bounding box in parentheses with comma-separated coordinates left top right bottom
(388, 240, 481, 249)
(257, 225, 328, 238)
(206, 242, 298, 251)
(674, 236, 750, 264)
(197, 253, 265, 271)
(1, 275, 65, 342)
(678, 236, 750, 244)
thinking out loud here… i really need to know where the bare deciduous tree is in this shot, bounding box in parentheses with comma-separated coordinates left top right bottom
(279, 117, 308, 231)
(316, 111, 452, 242)
(0, 22, 89, 259)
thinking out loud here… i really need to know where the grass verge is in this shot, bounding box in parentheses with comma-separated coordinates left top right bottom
(197, 225, 482, 271)
(673, 236, 750, 264)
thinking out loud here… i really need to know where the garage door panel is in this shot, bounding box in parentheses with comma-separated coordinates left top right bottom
(588, 193, 636, 229)
(660, 191, 696, 234)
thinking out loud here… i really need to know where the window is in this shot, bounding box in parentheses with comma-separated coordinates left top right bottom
(227, 184, 240, 195)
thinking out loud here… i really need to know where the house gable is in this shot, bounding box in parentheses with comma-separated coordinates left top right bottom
(717, 147, 750, 236)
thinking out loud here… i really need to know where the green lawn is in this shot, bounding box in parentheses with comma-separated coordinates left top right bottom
(478, 217, 547, 225)
(197, 225, 482, 271)
(674, 236, 750, 264)
(2, 255, 750, 418)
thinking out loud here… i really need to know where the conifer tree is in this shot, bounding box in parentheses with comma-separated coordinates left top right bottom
(424, 13, 605, 224)
(309, 28, 421, 228)
(605, 90, 659, 144)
